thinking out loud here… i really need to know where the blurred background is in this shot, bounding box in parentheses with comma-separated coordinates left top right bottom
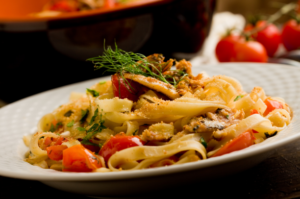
(0, 0, 297, 106)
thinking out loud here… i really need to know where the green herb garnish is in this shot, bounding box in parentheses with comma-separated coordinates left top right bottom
(89, 108, 99, 125)
(49, 122, 63, 132)
(132, 129, 138, 135)
(81, 140, 99, 146)
(234, 95, 244, 101)
(87, 44, 181, 87)
(81, 111, 106, 146)
(86, 88, 99, 97)
(77, 127, 86, 131)
(49, 124, 56, 132)
(67, 120, 74, 127)
(99, 81, 106, 85)
(80, 109, 89, 124)
(226, 115, 229, 119)
(200, 137, 207, 148)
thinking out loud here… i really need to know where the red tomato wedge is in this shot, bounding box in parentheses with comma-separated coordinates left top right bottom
(49, 0, 79, 12)
(250, 109, 259, 115)
(42, 136, 67, 150)
(263, 98, 283, 116)
(99, 133, 144, 162)
(47, 145, 68, 161)
(212, 130, 255, 157)
(111, 74, 144, 102)
(63, 144, 102, 172)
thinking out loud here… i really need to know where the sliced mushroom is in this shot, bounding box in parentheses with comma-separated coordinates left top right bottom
(123, 73, 180, 99)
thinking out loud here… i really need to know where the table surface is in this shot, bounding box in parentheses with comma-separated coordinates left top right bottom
(1, 139, 300, 199)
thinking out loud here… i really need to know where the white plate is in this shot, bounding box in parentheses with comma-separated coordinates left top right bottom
(0, 63, 299, 197)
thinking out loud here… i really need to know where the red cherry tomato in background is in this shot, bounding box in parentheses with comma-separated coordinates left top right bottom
(212, 130, 255, 157)
(281, 19, 300, 52)
(215, 34, 241, 62)
(216, 34, 267, 63)
(99, 133, 144, 162)
(245, 21, 281, 57)
(111, 74, 146, 101)
(232, 38, 268, 62)
(263, 98, 283, 116)
(63, 144, 102, 172)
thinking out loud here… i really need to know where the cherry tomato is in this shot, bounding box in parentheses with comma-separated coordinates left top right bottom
(215, 35, 267, 63)
(212, 130, 255, 157)
(63, 144, 102, 172)
(47, 145, 68, 161)
(281, 19, 300, 51)
(232, 38, 268, 62)
(245, 21, 281, 57)
(99, 133, 144, 162)
(111, 74, 145, 101)
(215, 34, 241, 62)
(263, 98, 283, 116)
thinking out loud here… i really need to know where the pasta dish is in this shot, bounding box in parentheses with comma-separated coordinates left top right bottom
(23, 46, 292, 172)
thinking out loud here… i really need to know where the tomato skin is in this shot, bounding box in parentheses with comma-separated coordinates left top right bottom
(42, 136, 67, 150)
(254, 21, 281, 57)
(232, 39, 268, 62)
(215, 34, 240, 62)
(263, 98, 283, 116)
(104, 0, 115, 8)
(47, 145, 68, 161)
(281, 20, 300, 51)
(82, 144, 100, 153)
(99, 133, 144, 162)
(49, 0, 79, 12)
(250, 109, 259, 115)
(245, 21, 281, 57)
(212, 130, 255, 157)
(111, 74, 144, 102)
(215, 34, 267, 63)
(63, 145, 102, 172)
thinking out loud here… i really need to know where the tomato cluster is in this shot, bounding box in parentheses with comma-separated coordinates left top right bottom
(216, 17, 300, 62)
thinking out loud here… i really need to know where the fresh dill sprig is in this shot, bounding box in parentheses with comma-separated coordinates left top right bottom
(87, 43, 170, 84)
